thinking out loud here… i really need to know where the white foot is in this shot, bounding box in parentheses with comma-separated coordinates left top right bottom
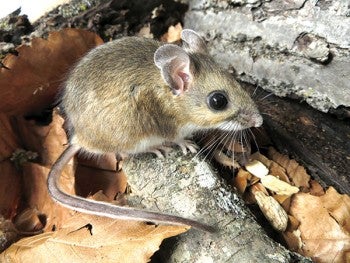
(176, 140, 199, 155)
(148, 145, 173, 158)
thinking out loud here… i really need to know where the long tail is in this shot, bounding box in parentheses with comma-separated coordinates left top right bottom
(47, 144, 215, 232)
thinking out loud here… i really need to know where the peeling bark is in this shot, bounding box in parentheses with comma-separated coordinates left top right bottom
(184, 0, 350, 112)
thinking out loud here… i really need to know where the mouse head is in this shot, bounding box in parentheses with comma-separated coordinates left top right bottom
(154, 29, 263, 132)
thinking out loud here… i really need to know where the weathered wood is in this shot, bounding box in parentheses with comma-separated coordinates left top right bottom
(123, 150, 310, 262)
(246, 84, 350, 194)
(184, 0, 350, 113)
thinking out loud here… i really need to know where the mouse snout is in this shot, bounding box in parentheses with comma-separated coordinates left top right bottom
(252, 113, 263, 127)
(238, 110, 263, 128)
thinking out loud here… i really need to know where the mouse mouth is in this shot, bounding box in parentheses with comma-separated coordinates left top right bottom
(216, 120, 247, 132)
(216, 112, 263, 131)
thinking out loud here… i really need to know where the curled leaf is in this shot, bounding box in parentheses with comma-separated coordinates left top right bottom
(0, 28, 103, 115)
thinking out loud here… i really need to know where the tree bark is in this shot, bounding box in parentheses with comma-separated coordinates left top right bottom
(123, 151, 310, 262)
(184, 0, 350, 113)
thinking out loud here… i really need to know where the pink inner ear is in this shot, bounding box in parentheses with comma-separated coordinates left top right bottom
(172, 71, 190, 95)
(178, 71, 190, 83)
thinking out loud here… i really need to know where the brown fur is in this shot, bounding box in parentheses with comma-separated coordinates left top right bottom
(50, 31, 262, 231)
(62, 36, 261, 155)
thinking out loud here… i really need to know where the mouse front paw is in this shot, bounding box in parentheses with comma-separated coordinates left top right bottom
(147, 145, 174, 158)
(175, 139, 199, 155)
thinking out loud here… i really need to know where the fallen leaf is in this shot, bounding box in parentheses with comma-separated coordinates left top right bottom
(13, 208, 45, 233)
(309, 180, 325, 196)
(286, 215, 300, 231)
(1, 215, 187, 263)
(260, 175, 299, 196)
(0, 28, 103, 115)
(244, 183, 268, 204)
(245, 160, 268, 178)
(14, 110, 68, 166)
(272, 194, 291, 212)
(289, 188, 350, 262)
(269, 161, 290, 183)
(0, 160, 21, 219)
(160, 23, 182, 43)
(254, 191, 288, 232)
(75, 163, 127, 200)
(250, 152, 272, 168)
(320, 187, 350, 233)
(233, 169, 250, 194)
(282, 229, 302, 252)
(250, 183, 269, 196)
(268, 148, 310, 188)
(137, 25, 153, 38)
(0, 114, 21, 160)
(21, 162, 74, 231)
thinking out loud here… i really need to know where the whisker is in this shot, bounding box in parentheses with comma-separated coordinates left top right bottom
(248, 128, 260, 153)
(252, 85, 259, 98)
(259, 92, 274, 101)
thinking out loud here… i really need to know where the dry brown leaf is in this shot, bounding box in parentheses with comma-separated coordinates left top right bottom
(250, 183, 269, 195)
(21, 162, 74, 231)
(268, 147, 310, 188)
(13, 208, 45, 233)
(273, 194, 291, 212)
(261, 175, 299, 196)
(0, 28, 103, 115)
(269, 161, 290, 183)
(0, 160, 21, 219)
(250, 152, 272, 168)
(75, 163, 127, 200)
(77, 153, 117, 171)
(160, 23, 182, 43)
(289, 188, 350, 262)
(15, 110, 68, 166)
(287, 215, 300, 231)
(309, 180, 325, 196)
(282, 229, 302, 252)
(0, 114, 21, 160)
(249, 175, 261, 185)
(233, 169, 250, 194)
(254, 191, 288, 232)
(137, 25, 153, 38)
(1, 215, 187, 263)
(245, 160, 268, 178)
(9, 109, 75, 230)
(319, 187, 350, 233)
(75, 152, 127, 199)
(244, 183, 268, 204)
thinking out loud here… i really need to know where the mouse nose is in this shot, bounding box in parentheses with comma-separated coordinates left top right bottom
(252, 113, 263, 127)
(239, 110, 263, 128)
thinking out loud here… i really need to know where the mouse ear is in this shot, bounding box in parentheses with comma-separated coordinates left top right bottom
(181, 29, 208, 54)
(154, 44, 192, 95)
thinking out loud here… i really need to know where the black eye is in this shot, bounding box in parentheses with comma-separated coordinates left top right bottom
(207, 91, 228, 111)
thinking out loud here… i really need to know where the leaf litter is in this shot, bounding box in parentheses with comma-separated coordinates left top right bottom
(0, 17, 348, 263)
(0, 27, 188, 262)
(217, 140, 350, 263)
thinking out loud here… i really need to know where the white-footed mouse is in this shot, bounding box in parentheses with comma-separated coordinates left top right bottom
(48, 29, 263, 232)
